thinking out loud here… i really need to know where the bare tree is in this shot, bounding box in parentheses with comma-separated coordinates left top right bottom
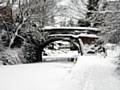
(64, 0, 87, 20)
(0, 0, 61, 48)
(65, 0, 106, 27)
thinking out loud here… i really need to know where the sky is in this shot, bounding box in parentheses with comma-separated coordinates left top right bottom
(58, 0, 69, 5)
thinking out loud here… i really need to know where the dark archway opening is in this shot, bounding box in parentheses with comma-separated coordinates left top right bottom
(40, 37, 82, 62)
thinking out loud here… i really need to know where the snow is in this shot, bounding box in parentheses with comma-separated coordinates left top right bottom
(106, 44, 120, 58)
(61, 56, 120, 90)
(0, 52, 120, 90)
(79, 33, 99, 38)
(49, 33, 99, 38)
(43, 26, 99, 31)
(0, 62, 74, 90)
(43, 50, 79, 60)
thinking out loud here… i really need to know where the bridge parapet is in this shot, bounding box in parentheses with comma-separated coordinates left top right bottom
(43, 27, 101, 35)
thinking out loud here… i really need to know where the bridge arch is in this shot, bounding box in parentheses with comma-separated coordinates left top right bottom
(42, 37, 80, 52)
(40, 36, 84, 61)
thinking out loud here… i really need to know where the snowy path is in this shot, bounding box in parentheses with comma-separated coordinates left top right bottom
(0, 56, 120, 90)
(61, 56, 120, 90)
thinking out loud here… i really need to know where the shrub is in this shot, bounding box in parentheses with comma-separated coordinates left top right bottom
(0, 39, 27, 65)
(22, 43, 42, 63)
(0, 50, 17, 65)
(108, 30, 120, 44)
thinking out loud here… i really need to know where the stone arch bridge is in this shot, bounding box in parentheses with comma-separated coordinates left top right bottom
(40, 27, 100, 61)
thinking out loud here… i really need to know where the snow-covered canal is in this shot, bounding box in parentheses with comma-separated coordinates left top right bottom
(0, 56, 120, 90)
(0, 61, 74, 90)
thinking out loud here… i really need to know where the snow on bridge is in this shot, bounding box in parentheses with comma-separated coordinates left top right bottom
(43, 26, 101, 45)
(43, 26, 100, 32)
(49, 33, 99, 38)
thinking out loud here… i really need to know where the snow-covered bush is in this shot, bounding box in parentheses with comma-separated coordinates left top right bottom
(0, 50, 16, 65)
(0, 46, 27, 65)
(22, 43, 42, 63)
(108, 30, 120, 44)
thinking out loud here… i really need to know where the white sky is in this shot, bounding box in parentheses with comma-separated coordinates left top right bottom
(58, 0, 69, 5)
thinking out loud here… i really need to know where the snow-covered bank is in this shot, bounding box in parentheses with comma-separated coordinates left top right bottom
(106, 44, 120, 58)
(61, 56, 120, 90)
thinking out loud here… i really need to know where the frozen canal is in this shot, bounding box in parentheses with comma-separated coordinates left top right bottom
(0, 61, 74, 90)
(0, 56, 120, 90)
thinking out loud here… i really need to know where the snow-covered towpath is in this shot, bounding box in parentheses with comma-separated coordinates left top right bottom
(0, 56, 120, 90)
(61, 56, 120, 90)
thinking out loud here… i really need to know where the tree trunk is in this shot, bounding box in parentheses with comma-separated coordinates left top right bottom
(34, 47, 43, 62)
(36, 50, 42, 62)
